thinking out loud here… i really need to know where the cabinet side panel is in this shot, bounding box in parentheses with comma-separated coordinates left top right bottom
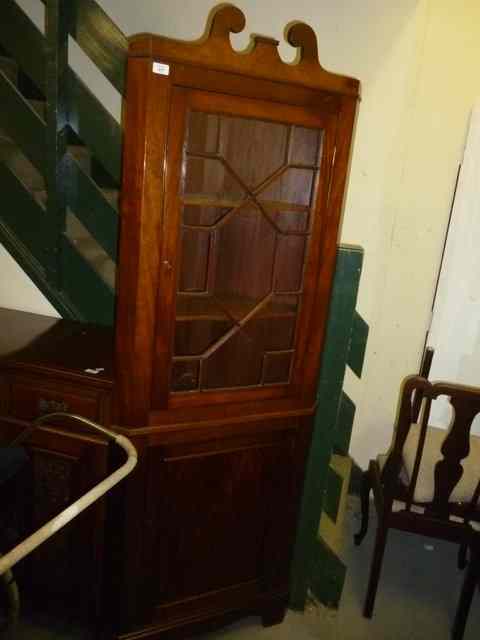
(301, 95, 358, 397)
(115, 58, 171, 425)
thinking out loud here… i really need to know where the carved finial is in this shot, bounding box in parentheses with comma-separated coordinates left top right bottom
(286, 22, 320, 67)
(209, 4, 246, 41)
(250, 34, 282, 65)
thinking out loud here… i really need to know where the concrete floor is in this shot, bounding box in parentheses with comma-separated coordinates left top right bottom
(199, 496, 480, 640)
(11, 496, 480, 639)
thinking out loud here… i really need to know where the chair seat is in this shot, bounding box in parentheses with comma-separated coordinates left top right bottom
(379, 424, 480, 504)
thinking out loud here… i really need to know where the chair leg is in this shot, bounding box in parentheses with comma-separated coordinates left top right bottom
(354, 469, 371, 546)
(452, 547, 479, 640)
(363, 520, 389, 618)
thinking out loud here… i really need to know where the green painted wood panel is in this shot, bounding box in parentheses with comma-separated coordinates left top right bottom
(0, 0, 46, 93)
(45, 0, 69, 285)
(323, 466, 343, 524)
(0, 216, 83, 321)
(66, 154, 118, 261)
(0, 0, 120, 324)
(60, 236, 115, 326)
(68, 69, 122, 184)
(290, 245, 365, 611)
(334, 392, 356, 456)
(0, 161, 51, 265)
(0, 71, 46, 174)
(348, 311, 369, 378)
(309, 538, 346, 608)
(68, 0, 127, 94)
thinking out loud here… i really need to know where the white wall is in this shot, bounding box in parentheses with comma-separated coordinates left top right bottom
(0, 245, 59, 316)
(347, 0, 480, 465)
(3, 0, 480, 465)
(427, 104, 480, 435)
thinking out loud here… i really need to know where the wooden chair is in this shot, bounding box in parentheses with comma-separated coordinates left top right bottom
(355, 374, 480, 640)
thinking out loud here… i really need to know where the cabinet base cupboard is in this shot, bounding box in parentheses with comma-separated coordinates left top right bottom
(0, 5, 360, 639)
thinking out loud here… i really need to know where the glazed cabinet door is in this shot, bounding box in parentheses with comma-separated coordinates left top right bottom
(139, 423, 307, 627)
(153, 89, 338, 409)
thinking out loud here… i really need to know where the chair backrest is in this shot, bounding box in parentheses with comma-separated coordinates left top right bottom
(383, 375, 480, 520)
(411, 347, 434, 422)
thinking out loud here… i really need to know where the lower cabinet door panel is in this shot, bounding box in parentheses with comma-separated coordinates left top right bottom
(0, 420, 109, 617)
(140, 420, 310, 626)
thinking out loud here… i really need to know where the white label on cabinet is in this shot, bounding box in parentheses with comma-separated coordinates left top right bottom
(153, 62, 170, 76)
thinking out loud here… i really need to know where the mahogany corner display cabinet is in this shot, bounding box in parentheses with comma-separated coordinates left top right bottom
(111, 6, 359, 637)
(0, 5, 360, 639)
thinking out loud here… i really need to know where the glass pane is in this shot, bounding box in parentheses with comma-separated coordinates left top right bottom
(184, 157, 245, 202)
(175, 296, 234, 356)
(274, 235, 307, 292)
(263, 352, 293, 384)
(290, 126, 322, 166)
(183, 205, 229, 227)
(268, 207, 310, 234)
(259, 167, 316, 207)
(171, 360, 200, 392)
(171, 110, 322, 393)
(213, 206, 277, 320)
(220, 116, 289, 187)
(178, 228, 211, 293)
(186, 112, 220, 154)
(244, 295, 298, 352)
(203, 330, 263, 389)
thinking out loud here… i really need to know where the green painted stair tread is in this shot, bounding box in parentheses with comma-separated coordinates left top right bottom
(101, 188, 120, 211)
(0, 140, 44, 190)
(0, 160, 52, 268)
(68, 0, 128, 94)
(0, 58, 19, 141)
(334, 392, 356, 456)
(323, 465, 344, 524)
(308, 455, 352, 609)
(66, 212, 116, 290)
(31, 188, 117, 288)
(0, 55, 18, 85)
(28, 99, 46, 121)
(32, 190, 47, 212)
(68, 145, 92, 176)
(319, 454, 352, 557)
(0, 0, 46, 94)
(38, 0, 128, 93)
(348, 311, 369, 378)
(309, 538, 346, 609)
(0, 69, 46, 173)
(65, 157, 119, 260)
(68, 69, 122, 185)
(61, 235, 115, 326)
(0, 138, 93, 191)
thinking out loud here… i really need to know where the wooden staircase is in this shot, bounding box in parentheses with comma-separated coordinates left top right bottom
(0, 0, 126, 325)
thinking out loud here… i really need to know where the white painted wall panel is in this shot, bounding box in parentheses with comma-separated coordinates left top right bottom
(427, 104, 480, 434)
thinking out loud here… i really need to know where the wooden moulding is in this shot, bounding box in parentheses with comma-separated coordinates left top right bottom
(128, 4, 360, 97)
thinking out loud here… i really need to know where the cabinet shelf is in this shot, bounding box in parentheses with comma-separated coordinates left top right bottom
(176, 294, 297, 323)
(182, 195, 310, 214)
